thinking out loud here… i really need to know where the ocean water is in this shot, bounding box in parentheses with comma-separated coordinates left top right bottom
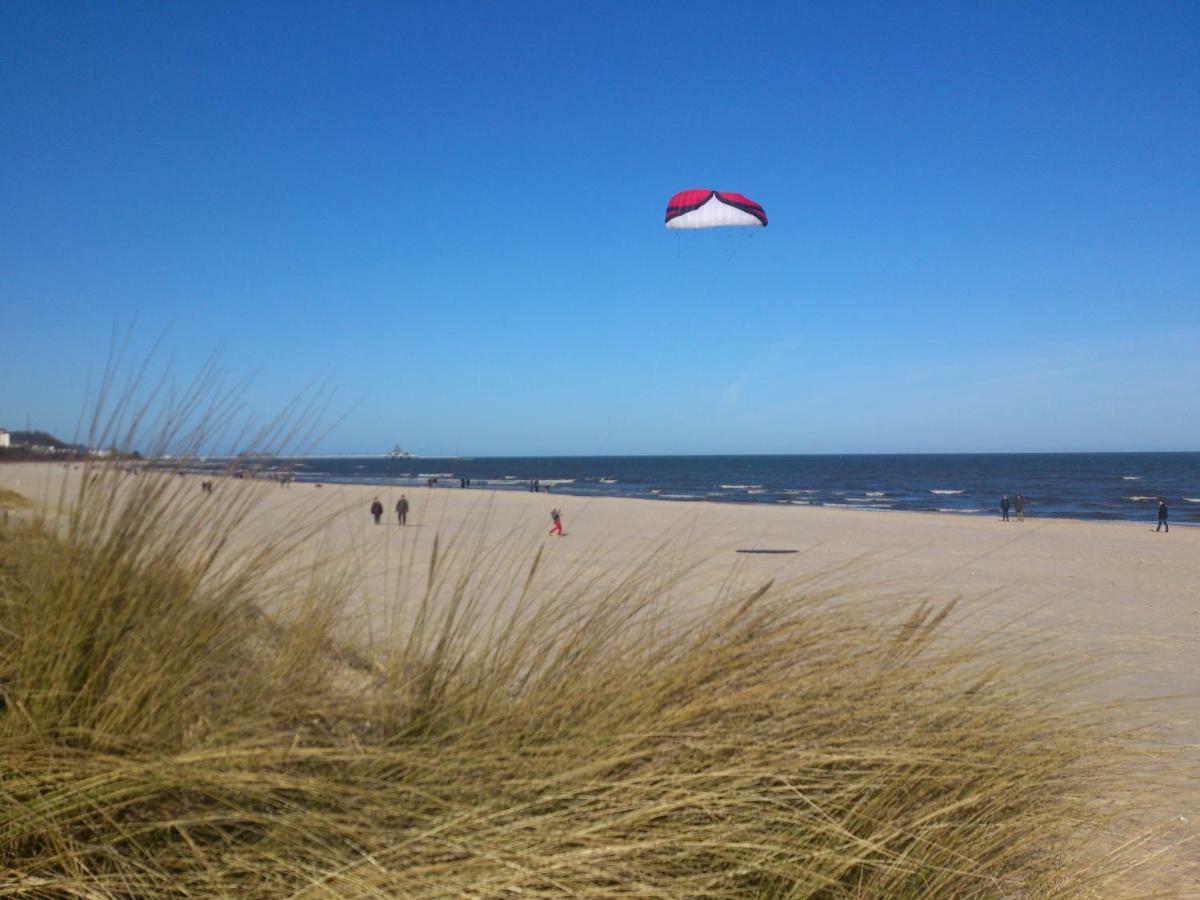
(222, 453, 1200, 524)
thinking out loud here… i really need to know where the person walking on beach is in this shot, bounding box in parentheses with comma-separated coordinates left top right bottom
(1156, 498, 1169, 532)
(549, 508, 563, 537)
(1015, 494, 1025, 522)
(395, 494, 409, 526)
(370, 498, 383, 525)
(1000, 495, 1010, 522)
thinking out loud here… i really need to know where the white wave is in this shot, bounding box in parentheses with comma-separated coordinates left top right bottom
(865, 491, 886, 497)
(789, 499, 812, 505)
(1121, 475, 1141, 480)
(1125, 496, 1157, 502)
(781, 489, 819, 494)
(1184, 498, 1200, 503)
(844, 497, 882, 502)
(938, 508, 981, 513)
(747, 489, 767, 494)
(540, 479, 575, 486)
(418, 472, 455, 478)
(825, 502, 893, 510)
(720, 484, 762, 490)
(930, 489, 964, 495)
(598, 478, 617, 484)
(660, 493, 701, 500)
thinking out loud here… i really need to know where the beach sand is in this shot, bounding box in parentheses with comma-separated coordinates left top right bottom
(3, 461, 1197, 889)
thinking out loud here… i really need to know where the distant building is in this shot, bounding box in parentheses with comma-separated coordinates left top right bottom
(0, 429, 9, 449)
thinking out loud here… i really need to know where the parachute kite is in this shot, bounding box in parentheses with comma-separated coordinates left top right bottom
(664, 189, 767, 229)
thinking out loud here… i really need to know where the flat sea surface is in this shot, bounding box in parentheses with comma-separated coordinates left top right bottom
(213, 453, 1200, 524)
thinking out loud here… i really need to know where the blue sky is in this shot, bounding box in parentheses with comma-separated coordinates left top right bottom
(2, 1, 1197, 454)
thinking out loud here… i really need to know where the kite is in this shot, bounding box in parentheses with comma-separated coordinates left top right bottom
(664, 189, 767, 229)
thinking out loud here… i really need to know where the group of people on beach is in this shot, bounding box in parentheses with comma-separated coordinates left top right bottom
(370, 495, 409, 526)
(364, 487, 1171, 536)
(367, 495, 563, 536)
(999, 494, 1025, 522)
(1001, 494, 1170, 531)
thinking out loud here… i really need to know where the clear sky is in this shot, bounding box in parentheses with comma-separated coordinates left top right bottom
(2, 1, 1197, 455)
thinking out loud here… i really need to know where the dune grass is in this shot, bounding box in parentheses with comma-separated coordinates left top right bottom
(0, 454, 1146, 897)
(0, 488, 33, 510)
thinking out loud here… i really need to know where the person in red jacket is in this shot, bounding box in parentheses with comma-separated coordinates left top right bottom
(549, 508, 563, 536)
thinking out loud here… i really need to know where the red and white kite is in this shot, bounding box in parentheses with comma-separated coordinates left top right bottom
(664, 189, 767, 229)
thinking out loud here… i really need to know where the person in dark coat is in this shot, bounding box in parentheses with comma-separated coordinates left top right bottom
(1156, 498, 1169, 532)
(395, 495, 409, 526)
(1000, 495, 1010, 522)
(1015, 494, 1025, 522)
(370, 498, 383, 525)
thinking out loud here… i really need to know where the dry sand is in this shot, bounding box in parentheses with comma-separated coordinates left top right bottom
(3, 461, 1197, 889)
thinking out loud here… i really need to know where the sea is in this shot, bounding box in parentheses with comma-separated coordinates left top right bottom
(212, 453, 1199, 525)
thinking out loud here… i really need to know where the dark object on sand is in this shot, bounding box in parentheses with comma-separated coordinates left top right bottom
(736, 549, 799, 554)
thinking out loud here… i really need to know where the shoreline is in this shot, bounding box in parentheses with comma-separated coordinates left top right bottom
(115, 448, 1199, 526)
(4, 458, 1193, 529)
(285, 476, 1200, 528)
(18, 448, 1188, 525)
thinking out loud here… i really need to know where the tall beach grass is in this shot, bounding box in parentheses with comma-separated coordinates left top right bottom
(0, 374, 1154, 895)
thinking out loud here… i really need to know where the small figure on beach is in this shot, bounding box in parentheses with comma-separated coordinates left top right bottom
(396, 494, 409, 526)
(370, 498, 383, 525)
(533, 479, 540, 493)
(1000, 495, 1010, 522)
(1156, 498, 1169, 532)
(1015, 494, 1024, 522)
(549, 508, 563, 536)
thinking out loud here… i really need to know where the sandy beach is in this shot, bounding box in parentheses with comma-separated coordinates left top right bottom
(3, 461, 1197, 887)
